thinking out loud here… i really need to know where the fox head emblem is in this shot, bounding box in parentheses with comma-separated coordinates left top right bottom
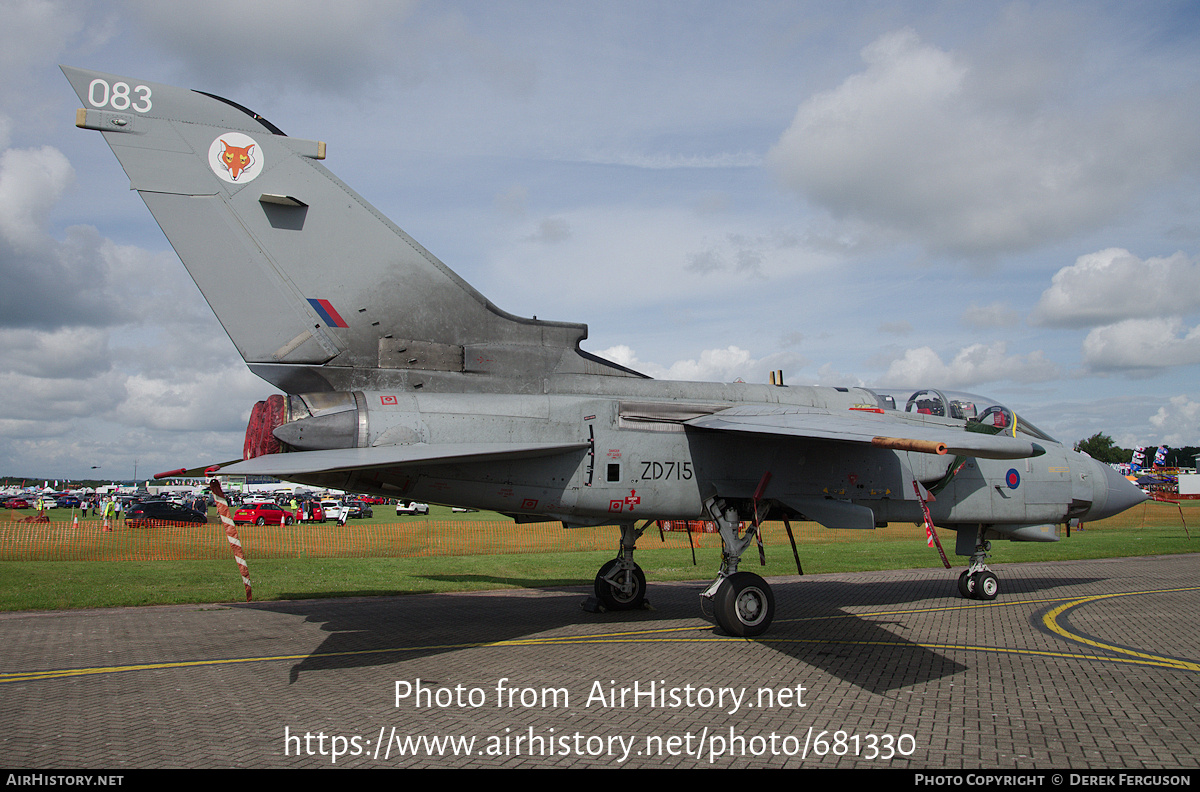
(218, 139, 255, 181)
(208, 133, 262, 183)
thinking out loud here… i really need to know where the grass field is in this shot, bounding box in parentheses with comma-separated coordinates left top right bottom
(0, 500, 1193, 611)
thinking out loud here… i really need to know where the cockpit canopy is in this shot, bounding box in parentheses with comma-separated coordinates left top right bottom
(869, 388, 1057, 443)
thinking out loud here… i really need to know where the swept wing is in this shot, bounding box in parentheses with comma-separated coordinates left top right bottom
(687, 405, 1045, 460)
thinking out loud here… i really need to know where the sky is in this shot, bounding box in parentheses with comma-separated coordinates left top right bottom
(2, 0, 1199, 482)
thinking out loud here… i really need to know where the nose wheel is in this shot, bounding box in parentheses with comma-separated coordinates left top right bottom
(957, 537, 998, 600)
(957, 569, 975, 598)
(971, 570, 999, 600)
(958, 569, 998, 599)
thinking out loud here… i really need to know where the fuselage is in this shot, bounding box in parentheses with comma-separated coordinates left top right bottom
(252, 375, 1142, 534)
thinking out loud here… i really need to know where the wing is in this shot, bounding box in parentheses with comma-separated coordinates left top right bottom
(686, 405, 1045, 460)
(215, 442, 590, 478)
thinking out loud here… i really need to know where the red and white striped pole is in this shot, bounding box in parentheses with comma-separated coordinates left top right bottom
(913, 480, 951, 569)
(209, 477, 252, 602)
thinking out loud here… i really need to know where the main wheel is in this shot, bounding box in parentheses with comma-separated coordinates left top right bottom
(593, 559, 646, 611)
(957, 570, 976, 599)
(972, 571, 999, 600)
(713, 572, 775, 637)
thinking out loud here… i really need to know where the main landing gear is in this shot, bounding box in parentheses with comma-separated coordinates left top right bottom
(700, 499, 775, 637)
(592, 521, 648, 611)
(957, 538, 998, 601)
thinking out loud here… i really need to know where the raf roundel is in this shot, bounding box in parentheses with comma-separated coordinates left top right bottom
(1006, 468, 1021, 490)
(208, 132, 263, 184)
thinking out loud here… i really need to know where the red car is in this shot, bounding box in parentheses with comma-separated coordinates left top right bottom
(233, 503, 295, 525)
(291, 501, 326, 523)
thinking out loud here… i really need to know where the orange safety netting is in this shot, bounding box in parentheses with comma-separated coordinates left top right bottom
(0, 500, 1181, 562)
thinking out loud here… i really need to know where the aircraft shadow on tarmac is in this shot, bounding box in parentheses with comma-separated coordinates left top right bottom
(251, 569, 1106, 692)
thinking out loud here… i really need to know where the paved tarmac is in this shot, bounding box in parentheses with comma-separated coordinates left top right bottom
(2, 554, 1199, 769)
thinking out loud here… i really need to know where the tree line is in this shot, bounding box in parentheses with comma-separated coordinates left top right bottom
(1074, 434, 1199, 469)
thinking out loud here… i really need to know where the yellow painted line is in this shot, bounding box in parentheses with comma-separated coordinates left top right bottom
(0, 642, 488, 684)
(1040, 587, 1200, 671)
(760, 638, 1200, 670)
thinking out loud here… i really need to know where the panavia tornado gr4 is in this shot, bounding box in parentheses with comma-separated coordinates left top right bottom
(64, 66, 1146, 636)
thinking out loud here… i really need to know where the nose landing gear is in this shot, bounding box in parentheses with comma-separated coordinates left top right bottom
(590, 521, 649, 611)
(958, 539, 998, 601)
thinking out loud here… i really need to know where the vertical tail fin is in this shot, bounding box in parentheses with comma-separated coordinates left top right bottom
(63, 66, 641, 393)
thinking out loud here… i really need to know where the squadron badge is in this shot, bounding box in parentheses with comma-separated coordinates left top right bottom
(208, 132, 263, 183)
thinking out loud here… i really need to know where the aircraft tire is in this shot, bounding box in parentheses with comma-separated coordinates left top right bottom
(593, 559, 646, 611)
(973, 571, 999, 600)
(714, 572, 774, 637)
(957, 570, 976, 599)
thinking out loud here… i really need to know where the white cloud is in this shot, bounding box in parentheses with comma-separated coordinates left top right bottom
(0, 133, 271, 476)
(1031, 248, 1200, 328)
(0, 327, 112, 379)
(766, 28, 1200, 257)
(1081, 318, 1200, 372)
(108, 364, 265, 432)
(598, 344, 748, 382)
(1150, 396, 1200, 447)
(0, 145, 73, 252)
(0, 368, 126, 422)
(0, 142, 146, 331)
(814, 362, 865, 388)
(616, 343, 814, 386)
(877, 342, 1059, 389)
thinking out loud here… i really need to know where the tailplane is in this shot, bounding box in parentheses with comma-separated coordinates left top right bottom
(63, 66, 641, 394)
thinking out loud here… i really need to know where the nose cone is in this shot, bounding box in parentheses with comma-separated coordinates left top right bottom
(1085, 459, 1149, 521)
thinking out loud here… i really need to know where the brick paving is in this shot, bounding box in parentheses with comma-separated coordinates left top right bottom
(2, 554, 1199, 769)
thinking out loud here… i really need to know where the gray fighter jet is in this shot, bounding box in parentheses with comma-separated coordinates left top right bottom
(64, 66, 1146, 636)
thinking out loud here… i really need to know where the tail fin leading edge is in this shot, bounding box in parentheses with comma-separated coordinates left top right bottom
(63, 66, 641, 393)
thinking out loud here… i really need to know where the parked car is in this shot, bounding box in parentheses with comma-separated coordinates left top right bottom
(233, 502, 295, 525)
(395, 501, 430, 515)
(125, 501, 208, 527)
(345, 500, 372, 518)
